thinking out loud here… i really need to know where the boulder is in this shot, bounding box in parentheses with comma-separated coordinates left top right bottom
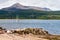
(0, 27, 6, 34)
(11, 28, 49, 35)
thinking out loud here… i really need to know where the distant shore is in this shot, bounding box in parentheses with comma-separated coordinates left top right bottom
(0, 19, 60, 20)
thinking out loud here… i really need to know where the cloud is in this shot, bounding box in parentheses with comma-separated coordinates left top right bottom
(0, 0, 9, 3)
(0, 0, 16, 9)
(17, 0, 60, 10)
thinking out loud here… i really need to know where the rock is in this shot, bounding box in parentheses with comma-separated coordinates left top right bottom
(0, 30, 5, 34)
(7, 30, 11, 34)
(0, 27, 6, 30)
(0, 27, 6, 34)
(10, 28, 49, 35)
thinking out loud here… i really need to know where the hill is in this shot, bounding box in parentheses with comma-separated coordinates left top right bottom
(0, 3, 60, 19)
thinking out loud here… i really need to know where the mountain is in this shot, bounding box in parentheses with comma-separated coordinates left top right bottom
(0, 3, 60, 19)
(1, 3, 51, 11)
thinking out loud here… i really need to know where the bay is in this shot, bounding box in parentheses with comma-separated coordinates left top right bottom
(0, 19, 60, 35)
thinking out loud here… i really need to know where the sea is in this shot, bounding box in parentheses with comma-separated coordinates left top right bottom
(0, 19, 60, 35)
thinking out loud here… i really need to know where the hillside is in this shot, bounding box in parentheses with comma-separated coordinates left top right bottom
(0, 9, 60, 19)
(0, 3, 60, 19)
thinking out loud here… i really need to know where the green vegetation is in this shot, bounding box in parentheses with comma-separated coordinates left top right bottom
(0, 9, 60, 19)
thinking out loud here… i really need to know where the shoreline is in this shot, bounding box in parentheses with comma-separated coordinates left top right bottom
(0, 19, 60, 20)
(0, 27, 60, 40)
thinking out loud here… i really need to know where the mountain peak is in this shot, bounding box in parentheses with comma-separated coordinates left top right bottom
(14, 3, 21, 5)
(11, 3, 24, 7)
(1, 3, 51, 11)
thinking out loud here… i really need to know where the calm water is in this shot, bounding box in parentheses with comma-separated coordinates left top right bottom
(0, 19, 60, 35)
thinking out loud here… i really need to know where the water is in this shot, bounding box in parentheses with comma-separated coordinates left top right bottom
(0, 19, 60, 35)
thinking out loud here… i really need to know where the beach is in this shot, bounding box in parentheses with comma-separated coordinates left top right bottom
(0, 33, 48, 40)
(0, 27, 60, 40)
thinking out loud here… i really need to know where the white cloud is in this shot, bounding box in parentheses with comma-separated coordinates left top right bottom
(19, 0, 60, 10)
(0, 0, 9, 3)
(0, 0, 16, 9)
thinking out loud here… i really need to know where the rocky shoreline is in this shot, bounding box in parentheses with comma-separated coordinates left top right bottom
(0, 27, 60, 40)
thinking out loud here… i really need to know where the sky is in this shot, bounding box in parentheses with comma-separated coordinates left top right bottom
(0, 0, 60, 11)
